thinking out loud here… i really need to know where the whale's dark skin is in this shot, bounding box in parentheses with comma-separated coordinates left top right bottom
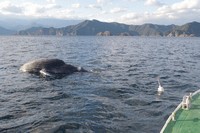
(20, 59, 87, 77)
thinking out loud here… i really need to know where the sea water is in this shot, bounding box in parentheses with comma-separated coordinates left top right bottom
(0, 36, 200, 133)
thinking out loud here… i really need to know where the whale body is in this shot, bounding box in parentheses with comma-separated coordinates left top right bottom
(20, 59, 87, 77)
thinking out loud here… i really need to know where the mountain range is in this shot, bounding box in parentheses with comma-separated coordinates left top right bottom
(1, 19, 200, 37)
(0, 26, 16, 35)
(0, 18, 82, 31)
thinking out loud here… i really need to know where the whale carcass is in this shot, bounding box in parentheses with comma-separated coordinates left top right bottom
(20, 59, 87, 77)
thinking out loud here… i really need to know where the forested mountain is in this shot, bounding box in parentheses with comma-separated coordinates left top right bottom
(17, 20, 200, 37)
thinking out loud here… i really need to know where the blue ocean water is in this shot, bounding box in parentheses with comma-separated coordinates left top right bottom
(0, 36, 200, 133)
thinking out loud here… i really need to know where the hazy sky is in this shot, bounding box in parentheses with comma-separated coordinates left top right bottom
(0, 0, 199, 24)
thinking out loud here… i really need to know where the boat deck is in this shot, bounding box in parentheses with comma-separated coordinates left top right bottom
(164, 94, 200, 133)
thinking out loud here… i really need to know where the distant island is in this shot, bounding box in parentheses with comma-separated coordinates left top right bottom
(3, 19, 200, 37)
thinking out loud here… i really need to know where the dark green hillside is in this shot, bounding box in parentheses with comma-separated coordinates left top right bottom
(168, 21, 200, 37)
(64, 20, 132, 35)
(17, 20, 200, 37)
(18, 27, 57, 35)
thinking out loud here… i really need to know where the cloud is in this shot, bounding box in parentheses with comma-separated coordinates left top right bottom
(96, 0, 108, 4)
(0, 1, 64, 18)
(116, 0, 200, 24)
(110, 7, 127, 13)
(46, 9, 74, 19)
(46, 0, 56, 3)
(155, 0, 200, 19)
(171, 0, 200, 10)
(88, 4, 102, 10)
(159, 0, 200, 13)
(36, 4, 62, 14)
(72, 3, 81, 8)
(21, 2, 55, 16)
(2, 5, 23, 14)
(0, 0, 199, 25)
(145, 0, 163, 7)
(120, 12, 140, 21)
(119, 0, 200, 24)
(0, 1, 23, 14)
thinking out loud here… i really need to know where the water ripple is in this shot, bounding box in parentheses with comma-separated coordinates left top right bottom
(1, 36, 200, 133)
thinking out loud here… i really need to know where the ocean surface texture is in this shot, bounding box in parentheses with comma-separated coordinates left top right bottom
(1, 36, 200, 133)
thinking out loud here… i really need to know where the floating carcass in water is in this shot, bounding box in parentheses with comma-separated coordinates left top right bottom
(20, 58, 87, 78)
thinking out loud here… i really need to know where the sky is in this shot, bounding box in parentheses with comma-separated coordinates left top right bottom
(0, 0, 199, 25)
